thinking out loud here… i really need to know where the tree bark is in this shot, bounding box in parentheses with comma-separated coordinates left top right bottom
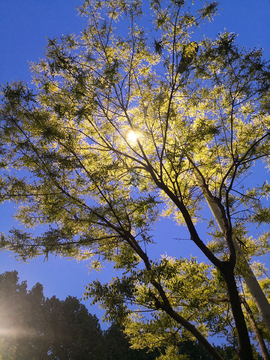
(241, 296, 270, 360)
(194, 170, 270, 334)
(223, 265, 255, 360)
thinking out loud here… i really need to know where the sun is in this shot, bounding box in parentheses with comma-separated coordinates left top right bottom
(127, 130, 139, 143)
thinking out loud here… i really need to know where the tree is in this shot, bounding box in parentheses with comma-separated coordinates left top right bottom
(0, 0, 270, 359)
(43, 295, 104, 360)
(0, 271, 245, 360)
(0, 271, 104, 359)
(103, 322, 238, 360)
(0, 271, 48, 359)
(103, 322, 162, 359)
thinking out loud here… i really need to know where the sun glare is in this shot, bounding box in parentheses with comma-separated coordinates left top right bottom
(127, 130, 139, 143)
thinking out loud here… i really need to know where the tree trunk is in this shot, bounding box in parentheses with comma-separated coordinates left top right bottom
(223, 265, 255, 360)
(194, 170, 270, 334)
(205, 192, 270, 334)
(241, 296, 270, 360)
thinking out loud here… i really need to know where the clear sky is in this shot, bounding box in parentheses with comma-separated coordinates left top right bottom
(0, 0, 270, 326)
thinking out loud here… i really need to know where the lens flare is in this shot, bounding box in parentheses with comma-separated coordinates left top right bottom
(127, 131, 138, 143)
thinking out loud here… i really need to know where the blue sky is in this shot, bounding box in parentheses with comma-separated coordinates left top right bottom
(0, 0, 270, 326)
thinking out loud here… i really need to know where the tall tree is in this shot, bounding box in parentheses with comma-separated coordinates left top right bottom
(1, 0, 270, 359)
(0, 271, 104, 359)
(0, 271, 48, 359)
(44, 295, 104, 360)
(0, 271, 246, 360)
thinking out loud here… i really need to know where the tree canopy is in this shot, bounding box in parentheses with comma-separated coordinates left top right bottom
(0, 270, 259, 360)
(0, 271, 104, 359)
(1, 0, 270, 359)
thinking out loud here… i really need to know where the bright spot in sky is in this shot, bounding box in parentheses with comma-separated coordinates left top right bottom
(127, 130, 139, 143)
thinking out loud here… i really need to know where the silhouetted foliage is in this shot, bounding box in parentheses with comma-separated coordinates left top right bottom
(0, 271, 103, 359)
(0, 271, 265, 359)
